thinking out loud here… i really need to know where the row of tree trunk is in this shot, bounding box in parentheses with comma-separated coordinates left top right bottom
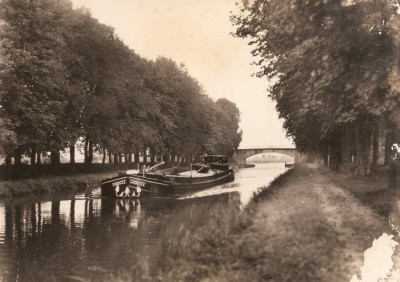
(325, 116, 396, 176)
(3, 138, 192, 179)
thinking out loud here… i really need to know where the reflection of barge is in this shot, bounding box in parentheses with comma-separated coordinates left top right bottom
(99, 191, 241, 230)
(100, 155, 235, 198)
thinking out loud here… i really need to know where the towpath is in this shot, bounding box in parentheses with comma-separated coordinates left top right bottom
(244, 164, 396, 281)
(193, 164, 398, 282)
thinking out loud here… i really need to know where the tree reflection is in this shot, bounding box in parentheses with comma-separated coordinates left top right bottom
(0, 191, 241, 281)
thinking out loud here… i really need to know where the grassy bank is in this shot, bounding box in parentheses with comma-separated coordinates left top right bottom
(0, 171, 115, 197)
(163, 169, 299, 282)
(157, 167, 339, 282)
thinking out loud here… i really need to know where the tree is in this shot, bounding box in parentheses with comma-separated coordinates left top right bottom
(145, 58, 204, 159)
(63, 8, 148, 166)
(213, 98, 242, 156)
(232, 0, 400, 175)
(0, 0, 75, 168)
(0, 0, 243, 178)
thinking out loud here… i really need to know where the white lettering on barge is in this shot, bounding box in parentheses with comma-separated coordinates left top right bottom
(112, 180, 126, 186)
(130, 179, 145, 187)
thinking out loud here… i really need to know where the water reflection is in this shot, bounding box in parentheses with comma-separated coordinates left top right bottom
(0, 163, 286, 281)
(0, 192, 242, 281)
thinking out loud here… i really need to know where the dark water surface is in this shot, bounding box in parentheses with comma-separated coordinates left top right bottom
(0, 163, 287, 281)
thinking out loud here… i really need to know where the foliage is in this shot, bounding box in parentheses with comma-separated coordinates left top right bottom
(0, 0, 73, 154)
(0, 0, 242, 171)
(232, 0, 400, 175)
(0, 117, 16, 155)
(207, 98, 242, 156)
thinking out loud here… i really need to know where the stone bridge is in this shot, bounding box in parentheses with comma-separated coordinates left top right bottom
(232, 147, 311, 165)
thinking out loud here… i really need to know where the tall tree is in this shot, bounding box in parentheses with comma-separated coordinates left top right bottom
(232, 0, 400, 175)
(213, 98, 242, 156)
(0, 0, 74, 165)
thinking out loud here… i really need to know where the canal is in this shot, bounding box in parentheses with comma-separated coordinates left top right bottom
(0, 163, 288, 281)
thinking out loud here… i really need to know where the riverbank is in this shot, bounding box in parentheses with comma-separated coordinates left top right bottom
(121, 163, 395, 282)
(0, 171, 115, 197)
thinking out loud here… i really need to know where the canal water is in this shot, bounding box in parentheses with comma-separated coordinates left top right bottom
(0, 163, 288, 281)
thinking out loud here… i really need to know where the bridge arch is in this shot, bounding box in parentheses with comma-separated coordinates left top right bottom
(233, 147, 309, 165)
(245, 152, 294, 163)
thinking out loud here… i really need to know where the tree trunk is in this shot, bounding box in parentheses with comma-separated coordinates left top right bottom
(113, 153, 119, 170)
(353, 116, 373, 176)
(37, 152, 41, 165)
(150, 151, 155, 165)
(372, 118, 380, 165)
(163, 154, 170, 166)
(51, 151, 60, 164)
(30, 147, 36, 176)
(364, 119, 373, 176)
(69, 144, 75, 164)
(340, 125, 351, 174)
(102, 147, 106, 165)
(30, 147, 36, 167)
(144, 148, 148, 165)
(5, 155, 12, 180)
(330, 146, 339, 171)
(353, 123, 362, 176)
(84, 139, 89, 164)
(14, 148, 22, 166)
(51, 150, 60, 173)
(88, 141, 93, 164)
(134, 152, 140, 168)
(69, 144, 76, 173)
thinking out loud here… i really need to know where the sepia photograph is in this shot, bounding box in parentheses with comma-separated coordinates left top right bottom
(0, 0, 400, 281)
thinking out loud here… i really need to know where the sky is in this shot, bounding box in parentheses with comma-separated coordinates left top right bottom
(71, 0, 294, 149)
